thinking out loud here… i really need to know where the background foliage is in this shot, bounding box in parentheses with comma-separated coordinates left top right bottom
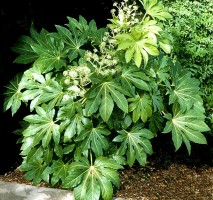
(162, 0, 213, 127)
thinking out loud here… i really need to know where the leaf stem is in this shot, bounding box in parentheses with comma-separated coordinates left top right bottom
(142, 12, 148, 22)
(90, 150, 93, 165)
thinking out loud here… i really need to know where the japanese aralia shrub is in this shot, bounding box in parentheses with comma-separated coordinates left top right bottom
(4, 0, 210, 199)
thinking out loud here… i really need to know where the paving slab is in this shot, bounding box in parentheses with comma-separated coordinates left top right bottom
(0, 180, 74, 200)
(0, 180, 125, 200)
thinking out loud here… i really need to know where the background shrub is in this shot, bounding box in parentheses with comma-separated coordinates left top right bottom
(162, 0, 213, 123)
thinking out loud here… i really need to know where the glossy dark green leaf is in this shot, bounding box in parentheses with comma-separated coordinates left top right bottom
(163, 108, 210, 154)
(113, 124, 154, 167)
(50, 160, 69, 186)
(169, 71, 202, 111)
(19, 160, 46, 185)
(75, 125, 110, 157)
(44, 146, 53, 165)
(23, 106, 60, 148)
(128, 94, 152, 123)
(3, 74, 23, 115)
(26, 146, 43, 162)
(63, 156, 122, 200)
(85, 81, 128, 122)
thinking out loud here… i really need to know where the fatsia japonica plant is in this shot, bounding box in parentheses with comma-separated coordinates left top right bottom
(3, 0, 210, 199)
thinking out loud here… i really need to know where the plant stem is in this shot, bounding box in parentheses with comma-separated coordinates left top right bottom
(90, 150, 93, 165)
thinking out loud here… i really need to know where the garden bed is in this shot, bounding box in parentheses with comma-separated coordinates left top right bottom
(1, 137, 212, 200)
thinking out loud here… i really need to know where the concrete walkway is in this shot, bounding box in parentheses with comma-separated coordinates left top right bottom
(0, 180, 74, 200)
(0, 180, 125, 200)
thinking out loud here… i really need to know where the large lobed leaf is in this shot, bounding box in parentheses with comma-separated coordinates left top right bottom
(169, 70, 202, 111)
(116, 29, 159, 67)
(118, 66, 150, 95)
(3, 74, 23, 115)
(140, 0, 172, 21)
(23, 106, 60, 150)
(85, 81, 129, 122)
(75, 124, 110, 157)
(63, 157, 122, 200)
(163, 106, 210, 154)
(20, 68, 64, 111)
(19, 159, 46, 185)
(128, 94, 153, 123)
(113, 124, 154, 167)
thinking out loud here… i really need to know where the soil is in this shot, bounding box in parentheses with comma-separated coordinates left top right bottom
(0, 135, 213, 200)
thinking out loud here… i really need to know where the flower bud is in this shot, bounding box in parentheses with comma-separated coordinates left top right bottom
(68, 85, 80, 93)
(69, 70, 78, 79)
(64, 78, 70, 85)
(63, 71, 68, 76)
(73, 80, 79, 85)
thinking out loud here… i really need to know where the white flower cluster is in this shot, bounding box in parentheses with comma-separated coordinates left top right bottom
(110, 0, 141, 34)
(85, 48, 118, 76)
(63, 66, 91, 99)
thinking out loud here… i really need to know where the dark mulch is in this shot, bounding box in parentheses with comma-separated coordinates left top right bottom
(115, 135, 213, 200)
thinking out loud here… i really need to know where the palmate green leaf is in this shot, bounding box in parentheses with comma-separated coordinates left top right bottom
(28, 29, 67, 73)
(63, 157, 122, 200)
(115, 30, 159, 67)
(63, 113, 90, 143)
(169, 71, 202, 111)
(55, 24, 86, 58)
(151, 55, 170, 85)
(12, 35, 35, 54)
(85, 81, 129, 122)
(23, 106, 60, 148)
(38, 79, 64, 109)
(66, 16, 89, 48)
(140, 0, 172, 21)
(148, 112, 164, 134)
(67, 15, 107, 45)
(44, 145, 53, 165)
(140, 17, 162, 35)
(75, 124, 110, 157)
(88, 27, 108, 45)
(25, 146, 43, 162)
(119, 66, 150, 93)
(54, 144, 63, 158)
(57, 101, 91, 143)
(14, 53, 39, 64)
(33, 55, 66, 73)
(19, 159, 46, 185)
(150, 82, 164, 112)
(63, 157, 90, 188)
(67, 17, 84, 32)
(21, 70, 64, 111)
(57, 100, 81, 120)
(163, 107, 210, 154)
(12, 35, 39, 64)
(4, 74, 24, 115)
(138, 39, 159, 56)
(30, 26, 53, 49)
(113, 124, 154, 167)
(13, 25, 67, 72)
(50, 160, 69, 186)
(128, 94, 152, 123)
(67, 15, 89, 33)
